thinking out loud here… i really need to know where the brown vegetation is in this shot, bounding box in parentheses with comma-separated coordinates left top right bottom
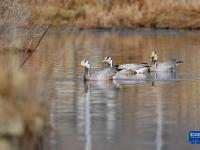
(0, 53, 51, 150)
(1, 0, 200, 30)
(31, 0, 200, 29)
(0, 1, 53, 149)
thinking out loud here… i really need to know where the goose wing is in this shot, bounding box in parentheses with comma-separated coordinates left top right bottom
(115, 63, 149, 74)
(115, 63, 148, 70)
(157, 60, 183, 71)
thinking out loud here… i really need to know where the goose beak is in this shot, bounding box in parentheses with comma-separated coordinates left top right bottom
(100, 60, 106, 63)
(150, 55, 154, 58)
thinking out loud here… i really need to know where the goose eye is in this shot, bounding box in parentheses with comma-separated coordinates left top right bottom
(81, 60, 87, 65)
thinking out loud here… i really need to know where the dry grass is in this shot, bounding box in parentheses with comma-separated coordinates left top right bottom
(0, 0, 30, 33)
(33, 0, 200, 29)
(0, 53, 51, 150)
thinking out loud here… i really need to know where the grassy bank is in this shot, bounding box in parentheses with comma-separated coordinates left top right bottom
(32, 0, 200, 29)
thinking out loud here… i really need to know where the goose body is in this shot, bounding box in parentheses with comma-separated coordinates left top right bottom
(101, 56, 149, 74)
(80, 60, 116, 81)
(115, 63, 149, 74)
(150, 60, 183, 72)
(149, 51, 183, 72)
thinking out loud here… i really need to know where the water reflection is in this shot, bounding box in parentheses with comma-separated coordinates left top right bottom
(156, 92, 163, 150)
(85, 80, 119, 91)
(153, 83, 163, 150)
(84, 82, 91, 150)
(112, 71, 177, 87)
(30, 29, 200, 150)
(149, 72, 176, 81)
(149, 72, 176, 87)
(84, 80, 119, 150)
(83, 80, 119, 150)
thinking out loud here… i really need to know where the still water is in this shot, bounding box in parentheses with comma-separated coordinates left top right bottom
(33, 29, 200, 150)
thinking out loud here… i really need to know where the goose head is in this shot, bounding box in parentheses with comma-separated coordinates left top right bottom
(80, 60, 90, 69)
(150, 51, 158, 64)
(150, 51, 157, 58)
(100, 56, 113, 67)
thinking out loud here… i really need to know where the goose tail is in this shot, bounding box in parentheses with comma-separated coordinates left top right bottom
(114, 65, 125, 71)
(171, 59, 184, 64)
(139, 62, 150, 67)
(177, 60, 184, 64)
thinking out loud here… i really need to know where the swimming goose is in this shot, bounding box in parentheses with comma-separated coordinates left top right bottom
(80, 60, 116, 81)
(149, 51, 183, 72)
(101, 56, 149, 74)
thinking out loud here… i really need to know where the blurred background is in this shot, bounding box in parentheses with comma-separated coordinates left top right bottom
(0, 0, 200, 150)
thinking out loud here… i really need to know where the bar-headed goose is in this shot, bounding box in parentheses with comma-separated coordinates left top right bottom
(101, 56, 149, 74)
(149, 51, 183, 72)
(80, 60, 116, 81)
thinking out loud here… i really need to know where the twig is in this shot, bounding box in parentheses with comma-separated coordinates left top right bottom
(18, 1, 68, 70)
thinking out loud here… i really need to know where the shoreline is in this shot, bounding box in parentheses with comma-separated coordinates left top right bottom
(16, 26, 200, 35)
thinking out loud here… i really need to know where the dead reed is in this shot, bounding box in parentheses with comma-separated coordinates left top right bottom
(34, 0, 200, 29)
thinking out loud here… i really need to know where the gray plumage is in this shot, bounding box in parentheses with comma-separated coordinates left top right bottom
(149, 51, 183, 72)
(115, 63, 149, 73)
(80, 60, 116, 81)
(101, 56, 149, 74)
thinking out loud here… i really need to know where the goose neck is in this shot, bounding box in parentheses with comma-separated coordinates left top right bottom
(109, 60, 113, 68)
(153, 59, 157, 68)
(85, 67, 90, 77)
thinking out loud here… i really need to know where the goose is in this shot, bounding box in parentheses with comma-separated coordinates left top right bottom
(100, 56, 149, 74)
(80, 60, 117, 81)
(149, 51, 183, 72)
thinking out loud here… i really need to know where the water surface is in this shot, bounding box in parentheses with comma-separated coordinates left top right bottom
(31, 29, 200, 150)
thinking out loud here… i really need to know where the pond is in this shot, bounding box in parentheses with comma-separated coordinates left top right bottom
(33, 29, 200, 150)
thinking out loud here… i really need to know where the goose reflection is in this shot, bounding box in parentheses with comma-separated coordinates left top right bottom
(149, 72, 176, 87)
(84, 80, 119, 146)
(84, 80, 119, 91)
(152, 88, 163, 150)
(148, 71, 176, 81)
(113, 73, 147, 85)
(84, 81, 92, 150)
